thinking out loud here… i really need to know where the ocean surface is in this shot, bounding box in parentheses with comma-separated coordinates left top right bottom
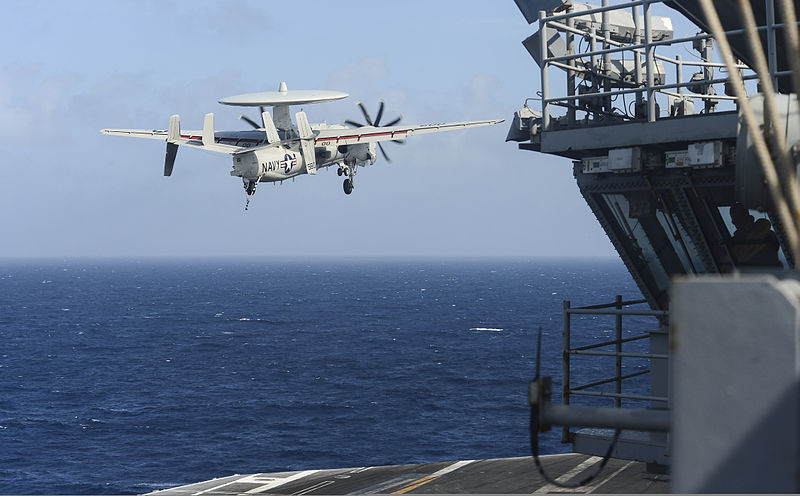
(0, 258, 649, 494)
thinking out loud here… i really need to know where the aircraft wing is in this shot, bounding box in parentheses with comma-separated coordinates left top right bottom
(313, 119, 504, 146)
(101, 129, 169, 140)
(101, 127, 243, 154)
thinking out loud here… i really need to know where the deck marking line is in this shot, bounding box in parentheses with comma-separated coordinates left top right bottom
(350, 473, 421, 494)
(533, 456, 603, 493)
(392, 476, 436, 494)
(391, 460, 477, 494)
(583, 460, 635, 494)
(292, 479, 336, 495)
(429, 459, 477, 477)
(243, 470, 320, 494)
(192, 476, 248, 496)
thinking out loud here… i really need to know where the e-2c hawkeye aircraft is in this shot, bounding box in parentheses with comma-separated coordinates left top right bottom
(102, 82, 503, 209)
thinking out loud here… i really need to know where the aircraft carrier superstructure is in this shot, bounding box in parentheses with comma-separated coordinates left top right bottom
(150, 0, 800, 492)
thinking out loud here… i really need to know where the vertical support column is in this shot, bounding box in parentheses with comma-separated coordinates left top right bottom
(677, 55, 684, 96)
(633, 3, 644, 108)
(703, 36, 715, 113)
(644, 0, 656, 122)
(602, 0, 612, 112)
(567, 6, 576, 127)
(539, 10, 551, 131)
(562, 300, 572, 444)
(615, 295, 623, 408)
(766, 0, 778, 87)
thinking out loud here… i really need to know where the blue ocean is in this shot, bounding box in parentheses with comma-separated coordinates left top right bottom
(0, 258, 645, 494)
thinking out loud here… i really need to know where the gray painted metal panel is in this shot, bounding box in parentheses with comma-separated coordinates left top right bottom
(540, 112, 738, 157)
(672, 275, 800, 493)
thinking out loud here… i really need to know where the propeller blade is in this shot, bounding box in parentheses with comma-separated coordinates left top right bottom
(357, 102, 374, 126)
(374, 100, 385, 127)
(240, 115, 261, 129)
(344, 120, 365, 128)
(377, 142, 392, 163)
(384, 115, 402, 127)
(260, 106, 266, 127)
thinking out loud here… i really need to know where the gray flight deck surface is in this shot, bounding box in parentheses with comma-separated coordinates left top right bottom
(147, 454, 668, 495)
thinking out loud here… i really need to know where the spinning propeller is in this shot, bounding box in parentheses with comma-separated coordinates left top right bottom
(239, 107, 267, 129)
(345, 101, 404, 162)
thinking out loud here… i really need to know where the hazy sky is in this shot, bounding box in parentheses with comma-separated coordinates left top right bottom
(0, 0, 636, 258)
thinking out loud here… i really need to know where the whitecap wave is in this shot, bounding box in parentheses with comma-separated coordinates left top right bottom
(470, 327, 503, 332)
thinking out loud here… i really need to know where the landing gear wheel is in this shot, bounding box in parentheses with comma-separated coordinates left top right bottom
(337, 168, 343, 176)
(343, 178, 354, 195)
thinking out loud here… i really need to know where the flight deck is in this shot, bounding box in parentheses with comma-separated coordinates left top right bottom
(147, 454, 668, 495)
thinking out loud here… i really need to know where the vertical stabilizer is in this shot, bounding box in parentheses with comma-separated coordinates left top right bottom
(202, 113, 215, 147)
(295, 111, 316, 174)
(262, 111, 281, 143)
(165, 114, 180, 176)
(168, 114, 180, 142)
(164, 143, 178, 176)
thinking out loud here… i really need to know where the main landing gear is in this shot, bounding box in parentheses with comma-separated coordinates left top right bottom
(339, 162, 356, 195)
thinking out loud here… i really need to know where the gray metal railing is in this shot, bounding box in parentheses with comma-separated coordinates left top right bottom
(561, 296, 668, 442)
(536, 0, 786, 128)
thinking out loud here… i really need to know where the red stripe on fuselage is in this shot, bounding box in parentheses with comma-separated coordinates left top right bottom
(179, 128, 410, 146)
(313, 129, 408, 144)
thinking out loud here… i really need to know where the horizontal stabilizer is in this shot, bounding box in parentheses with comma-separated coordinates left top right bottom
(202, 113, 215, 147)
(262, 111, 281, 143)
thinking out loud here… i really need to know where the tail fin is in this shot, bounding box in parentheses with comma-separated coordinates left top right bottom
(295, 111, 316, 174)
(165, 115, 180, 176)
(202, 113, 215, 147)
(262, 111, 281, 143)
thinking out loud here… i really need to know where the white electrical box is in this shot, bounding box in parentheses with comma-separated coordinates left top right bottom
(582, 156, 609, 173)
(608, 147, 642, 172)
(688, 141, 723, 167)
(665, 150, 690, 169)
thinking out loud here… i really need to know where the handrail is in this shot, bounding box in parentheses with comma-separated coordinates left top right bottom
(570, 333, 650, 352)
(546, 0, 650, 23)
(571, 369, 650, 391)
(545, 19, 799, 64)
(535, 0, 791, 125)
(571, 390, 669, 402)
(573, 298, 647, 310)
(561, 295, 667, 443)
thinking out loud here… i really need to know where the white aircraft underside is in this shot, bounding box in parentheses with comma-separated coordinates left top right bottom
(102, 83, 503, 209)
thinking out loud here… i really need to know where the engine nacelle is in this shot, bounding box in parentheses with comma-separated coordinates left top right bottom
(230, 151, 260, 179)
(338, 143, 376, 165)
